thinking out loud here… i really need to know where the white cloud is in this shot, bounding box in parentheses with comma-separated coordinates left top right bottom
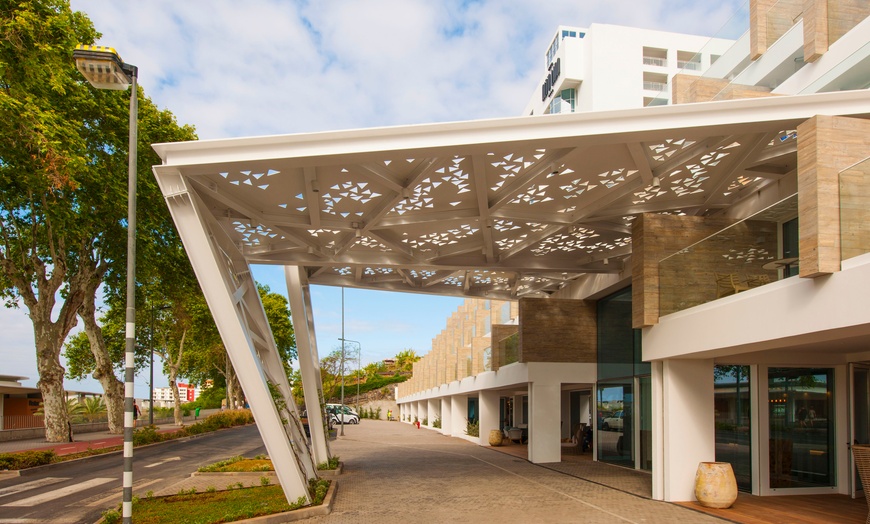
(5, 0, 746, 391)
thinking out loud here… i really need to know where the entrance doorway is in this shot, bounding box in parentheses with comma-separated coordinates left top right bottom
(851, 364, 870, 498)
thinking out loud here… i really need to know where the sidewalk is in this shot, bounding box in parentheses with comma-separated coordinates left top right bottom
(0, 421, 187, 456)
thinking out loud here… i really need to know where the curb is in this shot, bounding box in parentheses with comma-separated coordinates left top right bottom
(240, 480, 337, 523)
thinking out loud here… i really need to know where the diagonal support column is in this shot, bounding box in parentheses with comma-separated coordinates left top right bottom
(156, 177, 310, 503)
(285, 265, 330, 465)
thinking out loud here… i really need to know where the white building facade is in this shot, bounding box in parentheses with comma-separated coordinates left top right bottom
(523, 24, 735, 116)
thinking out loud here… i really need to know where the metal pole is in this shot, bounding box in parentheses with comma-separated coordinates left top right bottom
(340, 287, 345, 436)
(149, 302, 154, 426)
(357, 343, 360, 408)
(122, 69, 138, 524)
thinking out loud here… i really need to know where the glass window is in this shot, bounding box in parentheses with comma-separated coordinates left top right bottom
(768, 367, 834, 489)
(782, 218, 799, 277)
(597, 287, 640, 380)
(597, 381, 633, 466)
(483, 347, 491, 372)
(715, 366, 752, 491)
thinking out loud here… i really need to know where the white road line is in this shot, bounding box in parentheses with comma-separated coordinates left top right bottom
(3, 477, 114, 507)
(0, 478, 68, 498)
(144, 456, 181, 468)
(85, 478, 164, 507)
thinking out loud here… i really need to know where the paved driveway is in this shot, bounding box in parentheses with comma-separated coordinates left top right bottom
(310, 420, 725, 523)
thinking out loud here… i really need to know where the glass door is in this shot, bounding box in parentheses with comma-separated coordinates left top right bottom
(852, 365, 870, 498)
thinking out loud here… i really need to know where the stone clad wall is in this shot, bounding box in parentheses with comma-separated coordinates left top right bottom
(518, 297, 596, 363)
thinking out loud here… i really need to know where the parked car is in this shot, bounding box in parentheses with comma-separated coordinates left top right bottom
(602, 410, 624, 431)
(327, 405, 359, 424)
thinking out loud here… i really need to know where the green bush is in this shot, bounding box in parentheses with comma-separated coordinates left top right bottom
(133, 425, 166, 446)
(465, 419, 479, 437)
(0, 450, 56, 470)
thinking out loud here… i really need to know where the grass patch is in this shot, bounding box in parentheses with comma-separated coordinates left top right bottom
(103, 480, 331, 524)
(198, 455, 273, 473)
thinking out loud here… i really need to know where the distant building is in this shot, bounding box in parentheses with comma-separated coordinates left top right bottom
(152, 383, 202, 407)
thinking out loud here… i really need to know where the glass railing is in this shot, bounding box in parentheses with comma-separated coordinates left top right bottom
(658, 194, 797, 317)
(645, 0, 750, 106)
(764, 0, 803, 48)
(496, 332, 519, 368)
(840, 156, 870, 262)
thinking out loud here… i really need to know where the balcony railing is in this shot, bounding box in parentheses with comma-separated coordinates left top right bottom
(677, 60, 702, 71)
(643, 56, 667, 67)
(658, 194, 797, 317)
(2, 415, 45, 430)
(497, 333, 519, 368)
(643, 81, 668, 91)
(841, 156, 870, 262)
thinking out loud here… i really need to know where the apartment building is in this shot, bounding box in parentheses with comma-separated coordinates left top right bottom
(523, 24, 734, 116)
(152, 0, 870, 507)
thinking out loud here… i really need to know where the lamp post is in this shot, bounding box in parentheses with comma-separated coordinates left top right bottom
(73, 44, 138, 524)
(338, 338, 361, 411)
(339, 288, 345, 436)
(149, 304, 170, 425)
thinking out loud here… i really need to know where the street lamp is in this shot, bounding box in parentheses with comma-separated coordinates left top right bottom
(338, 338, 361, 411)
(73, 44, 138, 524)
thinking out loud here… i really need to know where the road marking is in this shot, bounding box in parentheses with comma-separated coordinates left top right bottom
(0, 478, 68, 498)
(4, 477, 114, 507)
(144, 456, 181, 468)
(85, 478, 164, 507)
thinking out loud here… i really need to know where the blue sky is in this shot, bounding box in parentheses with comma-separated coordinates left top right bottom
(1, 0, 746, 398)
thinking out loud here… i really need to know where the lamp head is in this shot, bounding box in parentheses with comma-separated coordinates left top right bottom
(73, 45, 136, 90)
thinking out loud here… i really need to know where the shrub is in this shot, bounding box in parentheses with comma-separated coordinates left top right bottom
(0, 450, 56, 470)
(465, 419, 479, 437)
(133, 425, 165, 446)
(316, 455, 340, 470)
(432, 417, 441, 429)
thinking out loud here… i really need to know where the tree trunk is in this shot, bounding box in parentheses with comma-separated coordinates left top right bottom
(23, 259, 89, 443)
(231, 373, 244, 409)
(79, 284, 124, 433)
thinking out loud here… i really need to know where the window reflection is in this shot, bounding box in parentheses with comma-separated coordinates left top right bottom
(715, 365, 752, 491)
(768, 368, 834, 489)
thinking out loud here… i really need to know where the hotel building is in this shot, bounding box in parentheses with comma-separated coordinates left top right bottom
(152, 0, 870, 506)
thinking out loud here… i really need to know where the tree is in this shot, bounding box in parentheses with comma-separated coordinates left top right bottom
(0, 0, 105, 442)
(394, 349, 420, 375)
(0, 1, 196, 441)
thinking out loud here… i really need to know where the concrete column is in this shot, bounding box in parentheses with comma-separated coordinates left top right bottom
(528, 381, 561, 463)
(427, 398, 440, 427)
(659, 358, 715, 502)
(441, 396, 453, 436)
(451, 395, 468, 438)
(479, 389, 500, 445)
(410, 402, 418, 423)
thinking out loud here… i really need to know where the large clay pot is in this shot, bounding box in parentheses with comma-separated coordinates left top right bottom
(694, 462, 738, 509)
(489, 429, 504, 447)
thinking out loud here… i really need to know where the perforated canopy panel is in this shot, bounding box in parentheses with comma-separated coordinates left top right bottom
(152, 91, 870, 299)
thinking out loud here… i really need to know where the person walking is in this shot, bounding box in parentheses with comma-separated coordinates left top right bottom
(133, 401, 141, 427)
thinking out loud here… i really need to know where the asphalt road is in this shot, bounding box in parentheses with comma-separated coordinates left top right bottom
(0, 424, 266, 524)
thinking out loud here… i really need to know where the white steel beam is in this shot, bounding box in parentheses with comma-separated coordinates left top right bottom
(285, 265, 331, 465)
(156, 171, 310, 503)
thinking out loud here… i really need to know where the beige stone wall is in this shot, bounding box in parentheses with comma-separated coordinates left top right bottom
(797, 116, 870, 276)
(672, 75, 774, 104)
(518, 297, 597, 363)
(751, 0, 804, 60)
(632, 213, 740, 328)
